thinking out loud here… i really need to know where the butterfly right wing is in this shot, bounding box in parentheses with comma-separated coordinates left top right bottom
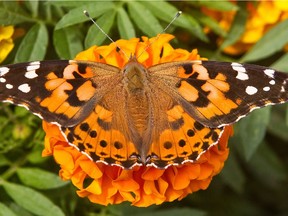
(149, 60, 288, 128)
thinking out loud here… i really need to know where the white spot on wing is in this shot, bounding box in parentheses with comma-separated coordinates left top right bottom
(27, 61, 40, 70)
(0, 67, 9, 76)
(0, 77, 6, 83)
(232, 62, 249, 80)
(263, 86, 270, 91)
(231, 62, 242, 67)
(6, 84, 13, 89)
(264, 69, 275, 78)
(246, 86, 258, 95)
(18, 83, 31, 93)
(269, 80, 275, 85)
(236, 72, 249, 80)
(25, 70, 38, 79)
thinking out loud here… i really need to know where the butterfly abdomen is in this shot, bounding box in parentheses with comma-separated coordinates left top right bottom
(121, 59, 151, 133)
(127, 91, 149, 135)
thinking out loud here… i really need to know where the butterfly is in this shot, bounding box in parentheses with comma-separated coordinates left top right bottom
(0, 57, 287, 169)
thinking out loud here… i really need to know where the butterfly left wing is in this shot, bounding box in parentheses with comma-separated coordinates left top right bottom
(0, 60, 121, 127)
(150, 60, 288, 128)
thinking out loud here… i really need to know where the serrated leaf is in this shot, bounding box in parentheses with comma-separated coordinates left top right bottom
(0, 203, 17, 216)
(55, 2, 115, 30)
(85, 10, 116, 48)
(54, 26, 84, 59)
(0, 5, 33, 25)
(219, 6, 247, 50)
(14, 23, 48, 62)
(127, 2, 163, 37)
(3, 182, 65, 216)
(16, 167, 68, 190)
(140, 1, 207, 41)
(241, 19, 288, 62)
(117, 7, 135, 39)
(234, 107, 271, 160)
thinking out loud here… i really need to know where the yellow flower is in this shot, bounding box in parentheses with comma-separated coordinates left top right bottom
(202, 0, 288, 55)
(0, 26, 14, 63)
(42, 34, 233, 207)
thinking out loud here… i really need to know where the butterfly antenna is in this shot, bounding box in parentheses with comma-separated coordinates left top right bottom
(83, 10, 130, 60)
(137, 11, 182, 59)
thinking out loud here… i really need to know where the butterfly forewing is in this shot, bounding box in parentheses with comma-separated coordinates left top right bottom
(150, 60, 288, 128)
(0, 60, 121, 127)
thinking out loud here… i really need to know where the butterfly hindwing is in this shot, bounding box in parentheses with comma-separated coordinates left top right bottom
(146, 104, 224, 168)
(60, 85, 142, 168)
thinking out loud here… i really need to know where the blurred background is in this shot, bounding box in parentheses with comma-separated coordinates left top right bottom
(0, 1, 288, 216)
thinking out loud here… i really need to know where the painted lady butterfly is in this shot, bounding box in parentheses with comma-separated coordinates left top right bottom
(0, 57, 287, 168)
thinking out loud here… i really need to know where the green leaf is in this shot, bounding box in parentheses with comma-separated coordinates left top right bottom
(192, 10, 227, 37)
(189, 0, 238, 11)
(46, 1, 93, 8)
(186, 15, 209, 41)
(54, 26, 84, 59)
(3, 182, 65, 216)
(136, 208, 206, 216)
(14, 23, 48, 62)
(127, 2, 163, 37)
(219, 6, 247, 50)
(16, 167, 68, 190)
(241, 19, 288, 62)
(0, 4, 33, 25)
(85, 10, 116, 48)
(220, 152, 245, 193)
(26, 0, 39, 18)
(268, 105, 288, 141)
(117, 7, 136, 39)
(55, 2, 115, 30)
(271, 53, 288, 72)
(287, 106, 288, 127)
(248, 142, 287, 187)
(140, 1, 207, 41)
(0, 154, 10, 167)
(234, 107, 271, 160)
(0, 203, 17, 216)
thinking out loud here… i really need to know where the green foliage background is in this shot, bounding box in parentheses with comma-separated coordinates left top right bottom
(0, 1, 288, 216)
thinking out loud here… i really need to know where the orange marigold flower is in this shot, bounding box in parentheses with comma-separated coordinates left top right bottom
(202, 0, 288, 55)
(42, 34, 233, 207)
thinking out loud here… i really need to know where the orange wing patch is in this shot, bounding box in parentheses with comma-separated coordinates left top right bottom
(176, 64, 240, 121)
(61, 104, 140, 168)
(147, 105, 223, 168)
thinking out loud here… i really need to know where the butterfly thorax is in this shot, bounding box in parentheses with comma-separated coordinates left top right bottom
(122, 58, 148, 92)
